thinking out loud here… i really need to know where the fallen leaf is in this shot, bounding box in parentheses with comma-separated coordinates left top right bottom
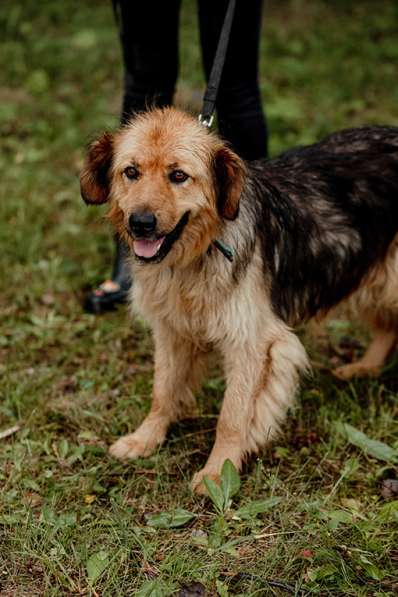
(22, 491, 42, 508)
(26, 559, 44, 577)
(381, 479, 398, 499)
(84, 494, 96, 504)
(0, 424, 21, 440)
(141, 560, 158, 579)
(179, 582, 206, 597)
(340, 498, 362, 511)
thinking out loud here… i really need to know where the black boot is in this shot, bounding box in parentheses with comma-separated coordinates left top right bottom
(84, 236, 132, 314)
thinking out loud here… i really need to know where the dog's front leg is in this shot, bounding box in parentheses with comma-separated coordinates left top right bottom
(192, 329, 309, 494)
(110, 324, 206, 460)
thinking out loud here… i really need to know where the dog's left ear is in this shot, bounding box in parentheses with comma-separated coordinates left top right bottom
(80, 132, 114, 205)
(213, 146, 245, 220)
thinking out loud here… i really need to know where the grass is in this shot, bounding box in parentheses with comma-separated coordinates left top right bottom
(1, 0, 398, 594)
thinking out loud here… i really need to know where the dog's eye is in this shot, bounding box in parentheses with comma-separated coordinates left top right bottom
(169, 170, 188, 184)
(124, 166, 139, 180)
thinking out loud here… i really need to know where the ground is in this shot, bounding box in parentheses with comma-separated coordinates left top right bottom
(0, 1, 397, 595)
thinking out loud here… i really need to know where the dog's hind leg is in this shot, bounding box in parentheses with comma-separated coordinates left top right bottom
(191, 328, 309, 494)
(333, 245, 398, 380)
(109, 325, 207, 460)
(333, 326, 396, 380)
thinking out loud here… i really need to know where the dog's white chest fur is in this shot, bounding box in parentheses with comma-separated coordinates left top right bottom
(130, 246, 271, 348)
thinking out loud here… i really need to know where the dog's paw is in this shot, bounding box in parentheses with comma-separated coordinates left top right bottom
(191, 469, 221, 495)
(332, 362, 380, 380)
(109, 434, 155, 460)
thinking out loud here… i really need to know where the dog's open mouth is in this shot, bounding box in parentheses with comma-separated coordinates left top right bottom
(131, 211, 190, 263)
(133, 237, 165, 259)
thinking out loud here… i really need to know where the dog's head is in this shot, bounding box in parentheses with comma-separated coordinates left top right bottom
(80, 108, 245, 266)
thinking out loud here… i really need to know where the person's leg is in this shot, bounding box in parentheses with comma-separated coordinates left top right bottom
(85, 0, 181, 313)
(115, 0, 181, 121)
(198, 0, 268, 161)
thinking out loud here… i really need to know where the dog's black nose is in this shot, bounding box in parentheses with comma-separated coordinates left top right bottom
(129, 212, 157, 237)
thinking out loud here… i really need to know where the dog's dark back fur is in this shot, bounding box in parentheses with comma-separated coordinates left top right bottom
(245, 126, 398, 325)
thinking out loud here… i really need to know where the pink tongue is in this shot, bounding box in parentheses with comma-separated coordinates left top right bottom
(133, 237, 165, 259)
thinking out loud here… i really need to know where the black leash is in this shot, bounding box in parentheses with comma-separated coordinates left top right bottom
(199, 0, 237, 263)
(199, 0, 236, 128)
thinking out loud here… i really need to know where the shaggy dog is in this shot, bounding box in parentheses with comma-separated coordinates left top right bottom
(80, 108, 398, 493)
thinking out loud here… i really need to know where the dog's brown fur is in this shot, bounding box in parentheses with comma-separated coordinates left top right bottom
(80, 108, 398, 493)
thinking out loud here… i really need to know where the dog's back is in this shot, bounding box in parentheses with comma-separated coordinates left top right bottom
(247, 126, 398, 325)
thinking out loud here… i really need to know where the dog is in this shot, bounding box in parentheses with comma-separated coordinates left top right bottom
(80, 107, 398, 493)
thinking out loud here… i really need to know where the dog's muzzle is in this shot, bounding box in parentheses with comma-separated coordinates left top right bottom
(128, 211, 190, 263)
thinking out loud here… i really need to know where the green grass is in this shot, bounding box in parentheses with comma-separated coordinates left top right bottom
(1, 0, 398, 594)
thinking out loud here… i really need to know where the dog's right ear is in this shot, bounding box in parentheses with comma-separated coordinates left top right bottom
(80, 132, 113, 204)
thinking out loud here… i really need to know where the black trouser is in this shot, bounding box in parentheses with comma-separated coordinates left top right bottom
(111, 0, 268, 283)
(113, 0, 268, 160)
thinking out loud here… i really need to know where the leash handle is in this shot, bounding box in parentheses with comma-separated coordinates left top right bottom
(199, 0, 236, 128)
